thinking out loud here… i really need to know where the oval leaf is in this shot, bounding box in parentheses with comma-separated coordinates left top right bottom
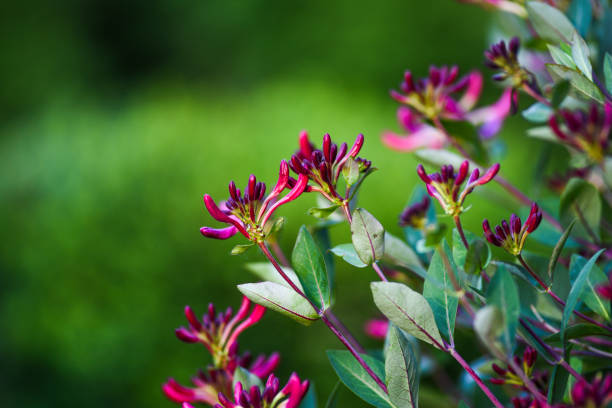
(238, 282, 319, 325)
(245, 262, 303, 290)
(371, 281, 444, 349)
(330, 243, 368, 268)
(351, 208, 385, 265)
(486, 265, 520, 354)
(292, 225, 331, 311)
(423, 245, 458, 342)
(385, 326, 419, 408)
(527, 1, 576, 43)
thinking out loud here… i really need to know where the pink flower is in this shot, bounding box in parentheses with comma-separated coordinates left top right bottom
(382, 107, 446, 152)
(465, 88, 514, 139)
(215, 373, 310, 408)
(201, 161, 308, 243)
(483, 203, 542, 256)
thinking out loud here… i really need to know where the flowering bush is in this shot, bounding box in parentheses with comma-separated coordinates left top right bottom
(164, 1, 612, 407)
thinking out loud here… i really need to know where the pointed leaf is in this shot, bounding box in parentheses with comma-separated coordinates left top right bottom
(342, 157, 360, 186)
(571, 31, 592, 80)
(547, 45, 576, 69)
(423, 245, 458, 341)
(385, 326, 419, 408)
(527, 1, 576, 43)
(292, 225, 331, 310)
(548, 220, 576, 279)
(238, 282, 319, 325)
(522, 102, 553, 123)
(351, 208, 385, 265)
(330, 244, 367, 268)
(544, 323, 612, 344)
(308, 205, 341, 219)
(561, 249, 605, 349)
(324, 382, 341, 408)
(604, 53, 612, 94)
(326, 350, 394, 408)
(371, 281, 444, 349)
(486, 265, 520, 354)
(383, 233, 425, 273)
(547, 365, 570, 404)
(547, 64, 604, 102)
(569, 254, 610, 320)
(232, 243, 254, 255)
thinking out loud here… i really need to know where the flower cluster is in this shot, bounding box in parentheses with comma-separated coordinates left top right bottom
(163, 298, 288, 407)
(201, 161, 308, 243)
(288, 131, 371, 206)
(399, 195, 430, 228)
(416, 160, 500, 216)
(383, 65, 513, 151)
(549, 102, 612, 164)
(215, 373, 310, 408)
(485, 37, 531, 89)
(482, 203, 542, 255)
(571, 374, 612, 407)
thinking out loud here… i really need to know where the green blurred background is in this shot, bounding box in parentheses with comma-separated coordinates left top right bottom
(0, 1, 544, 406)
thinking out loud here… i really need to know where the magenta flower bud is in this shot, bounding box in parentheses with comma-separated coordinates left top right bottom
(455, 160, 469, 186)
(468, 168, 480, 184)
(495, 225, 507, 241)
(247, 174, 256, 201)
(510, 213, 521, 236)
(200, 226, 239, 240)
(523, 347, 537, 368)
(184, 306, 202, 331)
(299, 131, 312, 158)
(492, 363, 507, 376)
(572, 381, 588, 405)
(476, 163, 500, 185)
(175, 328, 199, 343)
(501, 219, 511, 236)
(483, 220, 501, 246)
(323, 133, 331, 161)
(509, 36, 520, 55)
(416, 164, 431, 184)
(348, 133, 365, 157)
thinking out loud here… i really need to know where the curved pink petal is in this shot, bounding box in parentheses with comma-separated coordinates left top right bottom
(397, 107, 422, 132)
(381, 125, 446, 152)
(441, 96, 466, 120)
(199, 226, 238, 240)
(465, 88, 512, 139)
(457, 71, 483, 111)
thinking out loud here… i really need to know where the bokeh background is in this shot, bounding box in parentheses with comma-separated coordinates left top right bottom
(0, 1, 546, 406)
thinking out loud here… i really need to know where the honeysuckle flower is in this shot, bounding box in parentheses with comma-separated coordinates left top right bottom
(215, 373, 310, 408)
(485, 38, 531, 88)
(399, 195, 430, 228)
(163, 353, 280, 406)
(571, 374, 612, 408)
(490, 347, 539, 388)
(201, 161, 308, 243)
(387, 66, 512, 148)
(288, 131, 372, 205)
(549, 102, 612, 164)
(457, 0, 526, 17)
(175, 297, 266, 367)
(482, 203, 542, 255)
(364, 318, 389, 340)
(417, 160, 500, 217)
(596, 273, 612, 301)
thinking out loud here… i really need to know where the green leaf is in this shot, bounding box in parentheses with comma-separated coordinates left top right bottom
(547, 45, 576, 69)
(551, 80, 571, 108)
(547, 64, 604, 102)
(423, 245, 458, 341)
(326, 350, 394, 408)
(464, 239, 491, 276)
(522, 102, 553, 123)
(561, 249, 605, 349)
(486, 265, 520, 354)
(244, 262, 303, 290)
(231, 243, 254, 255)
(383, 233, 425, 274)
(330, 244, 368, 268)
(527, 1, 576, 43)
(604, 53, 612, 94)
(371, 281, 444, 349)
(548, 220, 576, 279)
(308, 205, 341, 219)
(292, 225, 331, 311)
(324, 382, 341, 408)
(351, 208, 385, 265)
(233, 366, 264, 391)
(569, 255, 610, 320)
(547, 365, 570, 404)
(560, 179, 601, 241)
(342, 157, 360, 186)
(385, 326, 419, 408)
(571, 31, 592, 80)
(568, 0, 592, 37)
(237, 282, 319, 325)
